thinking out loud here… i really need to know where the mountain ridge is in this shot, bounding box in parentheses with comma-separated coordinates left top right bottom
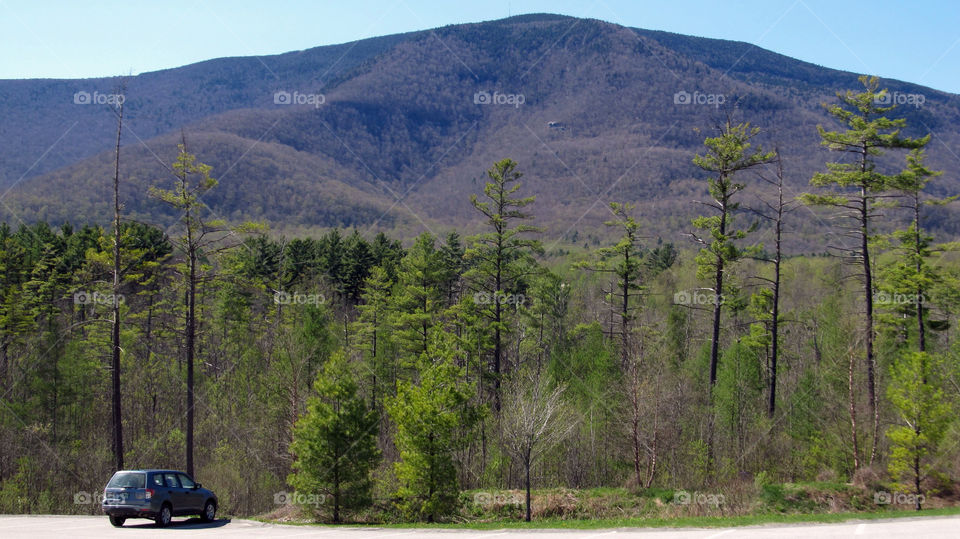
(2, 14, 957, 249)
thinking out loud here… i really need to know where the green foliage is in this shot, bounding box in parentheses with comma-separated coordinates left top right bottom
(577, 202, 647, 362)
(548, 323, 618, 403)
(387, 330, 480, 522)
(886, 352, 953, 504)
(392, 233, 444, 359)
(465, 158, 543, 408)
(691, 121, 775, 283)
(714, 339, 764, 436)
(289, 351, 380, 523)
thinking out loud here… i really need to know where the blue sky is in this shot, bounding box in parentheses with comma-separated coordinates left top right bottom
(1, 0, 958, 93)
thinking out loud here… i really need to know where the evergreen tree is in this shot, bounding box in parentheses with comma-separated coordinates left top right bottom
(149, 141, 258, 475)
(883, 148, 955, 352)
(289, 351, 380, 523)
(392, 233, 443, 360)
(690, 120, 774, 470)
(342, 230, 374, 305)
(465, 159, 542, 411)
(886, 351, 952, 510)
(801, 75, 927, 466)
(351, 266, 394, 407)
(438, 232, 466, 307)
(577, 202, 645, 367)
(387, 329, 479, 522)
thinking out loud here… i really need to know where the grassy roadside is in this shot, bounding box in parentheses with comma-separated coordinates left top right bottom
(256, 484, 960, 530)
(367, 507, 960, 529)
(255, 507, 960, 530)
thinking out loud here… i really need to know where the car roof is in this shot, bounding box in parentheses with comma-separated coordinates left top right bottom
(113, 469, 188, 474)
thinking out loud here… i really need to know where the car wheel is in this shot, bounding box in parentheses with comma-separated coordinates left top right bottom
(109, 515, 126, 527)
(155, 503, 172, 527)
(201, 500, 216, 522)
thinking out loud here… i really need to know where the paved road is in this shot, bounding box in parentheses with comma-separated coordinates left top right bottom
(0, 515, 958, 538)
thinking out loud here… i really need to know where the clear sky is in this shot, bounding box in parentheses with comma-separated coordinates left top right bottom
(1, 0, 958, 93)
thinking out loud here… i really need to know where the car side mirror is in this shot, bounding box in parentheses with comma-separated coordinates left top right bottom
(194, 483, 201, 489)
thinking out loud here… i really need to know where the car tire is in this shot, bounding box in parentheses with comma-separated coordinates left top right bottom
(200, 500, 216, 522)
(109, 515, 126, 527)
(156, 503, 172, 527)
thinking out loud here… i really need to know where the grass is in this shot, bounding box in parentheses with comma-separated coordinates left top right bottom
(255, 481, 960, 531)
(257, 506, 960, 530)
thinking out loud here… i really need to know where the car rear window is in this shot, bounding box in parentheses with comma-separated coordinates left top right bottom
(107, 472, 146, 489)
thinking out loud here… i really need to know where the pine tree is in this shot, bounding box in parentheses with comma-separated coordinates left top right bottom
(690, 120, 774, 470)
(149, 141, 259, 476)
(751, 151, 791, 416)
(289, 351, 380, 523)
(883, 148, 955, 352)
(801, 75, 927, 466)
(387, 329, 479, 522)
(342, 230, 374, 305)
(438, 232, 466, 307)
(392, 233, 443, 360)
(577, 202, 645, 367)
(886, 351, 952, 510)
(351, 266, 394, 408)
(465, 159, 542, 411)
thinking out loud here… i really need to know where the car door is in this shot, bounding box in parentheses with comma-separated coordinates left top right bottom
(177, 473, 203, 512)
(162, 472, 187, 514)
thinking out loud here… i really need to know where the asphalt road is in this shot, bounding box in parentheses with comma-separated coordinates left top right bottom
(0, 515, 958, 538)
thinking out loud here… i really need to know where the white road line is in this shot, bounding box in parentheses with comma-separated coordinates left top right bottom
(704, 530, 736, 539)
(855, 523, 866, 535)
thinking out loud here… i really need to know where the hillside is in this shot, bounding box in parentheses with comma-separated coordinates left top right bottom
(2, 14, 958, 248)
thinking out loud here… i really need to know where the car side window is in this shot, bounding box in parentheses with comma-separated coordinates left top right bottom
(178, 474, 195, 488)
(163, 473, 180, 488)
(151, 474, 164, 487)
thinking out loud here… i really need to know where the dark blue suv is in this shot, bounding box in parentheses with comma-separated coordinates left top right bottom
(101, 469, 217, 527)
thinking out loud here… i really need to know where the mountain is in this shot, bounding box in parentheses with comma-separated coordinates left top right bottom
(2, 14, 958, 249)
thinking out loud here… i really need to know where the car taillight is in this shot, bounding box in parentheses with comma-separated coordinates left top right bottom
(145, 489, 154, 499)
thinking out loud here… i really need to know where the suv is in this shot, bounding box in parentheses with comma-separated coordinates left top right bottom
(101, 469, 217, 527)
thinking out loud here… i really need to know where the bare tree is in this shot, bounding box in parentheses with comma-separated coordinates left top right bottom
(110, 81, 126, 471)
(624, 330, 661, 488)
(500, 368, 575, 521)
(750, 150, 795, 416)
